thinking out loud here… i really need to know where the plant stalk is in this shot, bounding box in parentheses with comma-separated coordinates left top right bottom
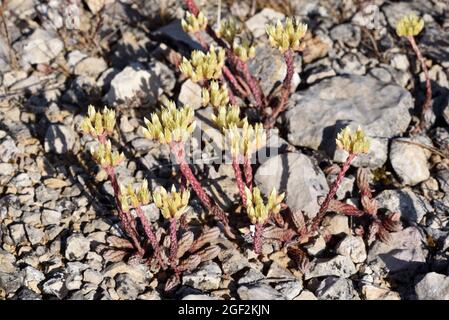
(243, 155, 253, 191)
(169, 218, 178, 268)
(106, 167, 144, 255)
(310, 152, 356, 232)
(254, 222, 263, 254)
(265, 49, 294, 128)
(408, 35, 432, 130)
(170, 142, 235, 238)
(232, 156, 247, 205)
(135, 205, 167, 269)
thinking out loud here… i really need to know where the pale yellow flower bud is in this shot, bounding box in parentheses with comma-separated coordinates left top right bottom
(80, 105, 116, 138)
(119, 193, 130, 213)
(233, 39, 256, 62)
(181, 11, 208, 33)
(266, 17, 307, 53)
(142, 100, 196, 144)
(179, 46, 226, 82)
(152, 185, 190, 220)
(90, 140, 125, 169)
(227, 120, 266, 158)
(396, 14, 424, 37)
(212, 105, 245, 130)
(119, 179, 152, 208)
(245, 187, 284, 225)
(336, 126, 370, 154)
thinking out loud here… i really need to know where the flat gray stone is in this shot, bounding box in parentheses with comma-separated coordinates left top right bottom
(305, 255, 357, 280)
(315, 277, 360, 300)
(415, 272, 449, 300)
(19, 29, 63, 65)
(368, 227, 428, 275)
(255, 152, 328, 219)
(238, 283, 286, 300)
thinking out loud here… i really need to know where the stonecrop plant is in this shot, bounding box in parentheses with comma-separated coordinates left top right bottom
(79, 0, 405, 292)
(396, 13, 432, 131)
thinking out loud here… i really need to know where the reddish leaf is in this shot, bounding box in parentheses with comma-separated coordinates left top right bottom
(328, 199, 364, 217)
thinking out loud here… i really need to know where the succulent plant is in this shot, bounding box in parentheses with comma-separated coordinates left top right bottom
(181, 11, 208, 33)
(211, 105, 245, 130)
(201, 80, 229, 108)
(227, 120, 265, 158)
(142, 100, 196, 144)
(336, 126, 370, 154)
(266, 18, 308, 53)
(80, 105, 116, 141)
(244, 186, 285, 253)
(311, 126, 370, 232)
(395, 14, 431, 131)
(179, 46, 226, 82)
(153, 185, 191, 220)
(396, 14, 424, 37)
(90, 139, 125, 170)
(233, 39, 256, 62)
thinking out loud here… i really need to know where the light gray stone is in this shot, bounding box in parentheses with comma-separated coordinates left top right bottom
(305, 255, 357, 280)
(0, 137, 19, 163)
(255, 152, 328, 219)
(83, 269, 103, 285)
(42, 274, 68, 299)
(415, 272, 449, 300)
(115, 273, 142, 300)
(390, 139, 430, 186)
(336, 235, 367, 264)
(390, 54, 410, 71)
(178, 79, 202, 109)
(106, 64, 161, 105)
(74, 56, 108, 79)
(0, 271, 23, 296)
(182, 262, 222, 291)
(41, 209, 61, 226)
(0, 250, 17, 274)
(330, 23, 361, 48)
(367, 227, 428, 274)
(238, 283, 286, 300)
(65, 233, 91, 261)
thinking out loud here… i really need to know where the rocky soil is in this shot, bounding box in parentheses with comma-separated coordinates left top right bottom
(0, 0, 449, 300)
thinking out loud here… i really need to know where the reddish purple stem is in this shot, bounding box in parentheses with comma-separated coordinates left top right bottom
(243, 155, 253, 191)
(170, 142, 234, 238)
(135, 205, 167, 269)
(106, 167, 144, 255)
(311, 152, 357, 232)
(265, 49, 294, 128)
(236, 57, 265, 109)
(232, 156, 247, 205)
(254, 223, 263, 254)
(169, 218, 178, 269)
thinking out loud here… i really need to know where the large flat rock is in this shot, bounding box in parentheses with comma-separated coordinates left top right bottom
(285, 75, 412, 167)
